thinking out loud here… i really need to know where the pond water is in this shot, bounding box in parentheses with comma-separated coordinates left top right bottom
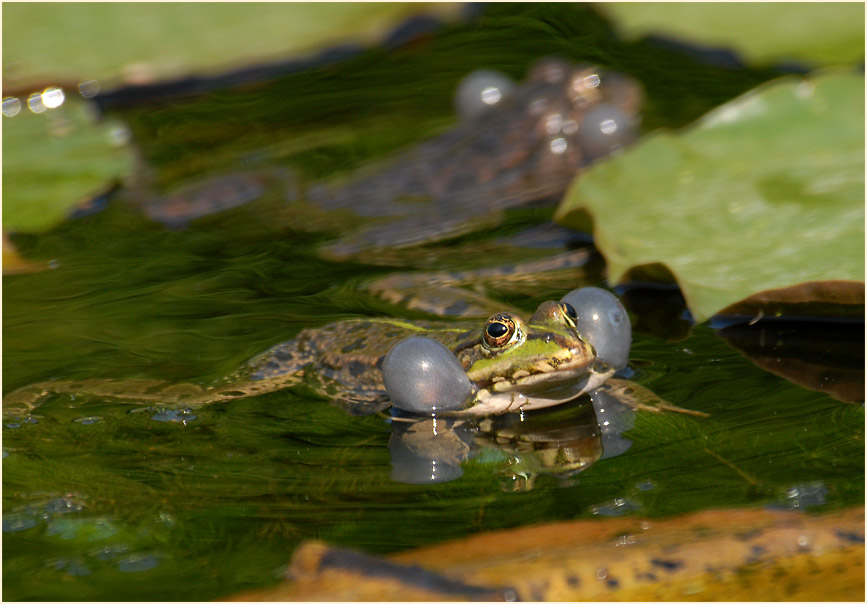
(3, 5, 864, 600)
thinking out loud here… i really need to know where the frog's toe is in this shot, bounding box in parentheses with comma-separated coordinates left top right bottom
(383, 337, 474, 414)
(561, 287, 632, 370)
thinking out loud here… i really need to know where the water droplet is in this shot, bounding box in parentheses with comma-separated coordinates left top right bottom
(599, 118, 618, 135)
(107, 124, 131, 146)
(43, 497, 86, 515)
(97, 543, 128, 560)
(27, 92, 46, 114)
(151, 408, 197, 424)
(784, 482, 827, 509)
(117, 553, 161, 572)
(480, 86, 502, 106)
(591, 497, 641, 517)
(2, 96, 21, 117)
(41, 87, 65, 109)
(78, 79, 100, 98)
(549, 137, 568, 155)
(583, 73, 600, 88)
(544, 113, 563, 135)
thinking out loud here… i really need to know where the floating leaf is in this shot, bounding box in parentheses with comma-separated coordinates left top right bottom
(232, 507, 865, 601)
(597, 3, 865, 67)
(2, 3, 465, 91)
(556, 70, 864, 322)
(2, 232, 47, 274)
(2, 97, 133, 232)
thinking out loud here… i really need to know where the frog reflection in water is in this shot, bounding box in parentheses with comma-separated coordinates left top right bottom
(130, 58, 643, 318)
(390, 387, 638, 490)
(6, 288, 695, 421)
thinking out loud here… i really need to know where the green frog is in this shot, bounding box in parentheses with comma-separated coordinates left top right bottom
(121, 58, 643, 318)
(5, 288, 647, 419)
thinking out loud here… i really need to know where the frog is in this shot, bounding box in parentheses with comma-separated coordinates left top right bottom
(5, 288, 657, 420)
(117, 57, 644, 319)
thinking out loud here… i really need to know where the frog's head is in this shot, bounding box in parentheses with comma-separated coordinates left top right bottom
(453, 300, 598, 414)
(382, 288, 631, 417)
(460, 301, 591, 384)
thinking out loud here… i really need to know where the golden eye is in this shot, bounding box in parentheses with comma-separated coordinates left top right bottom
(483, 314, 520, 349)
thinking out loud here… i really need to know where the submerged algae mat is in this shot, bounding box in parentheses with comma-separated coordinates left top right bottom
(4, 5, 864, 601)
(229, 506, 865, 601)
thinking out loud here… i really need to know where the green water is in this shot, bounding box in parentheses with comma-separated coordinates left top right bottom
(3, 5, 864, 601)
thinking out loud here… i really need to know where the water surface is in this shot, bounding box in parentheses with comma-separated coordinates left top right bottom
(3, 5, 863, 600)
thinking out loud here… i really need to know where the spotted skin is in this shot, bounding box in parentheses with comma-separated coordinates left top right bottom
(118, 59, 641, 318)
(3, 302, 595, 418)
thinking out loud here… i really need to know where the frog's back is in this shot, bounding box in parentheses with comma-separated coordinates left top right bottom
(307, 59, 643, 258)
(243, 318, 471, 414)
(110, 59, 641, 254)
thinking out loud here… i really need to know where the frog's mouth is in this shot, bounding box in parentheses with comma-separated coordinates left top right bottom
(496, 365, 593, 392)
(463, 365, 615, 416)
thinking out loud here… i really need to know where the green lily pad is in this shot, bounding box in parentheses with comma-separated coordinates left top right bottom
(555, 70, 865, 323)
(2, 96, 134, 233)
(596, 3, 865, 67)
(2, 3, 464, 91)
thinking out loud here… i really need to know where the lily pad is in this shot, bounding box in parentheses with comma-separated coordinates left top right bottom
(230, 506, 865, 601)
(597, 3, 865, 67)
(2, 232, 48, 274)
(2, 3, 465, 91)
(555, 70, 864, 323)
(2, 96, 133, 232)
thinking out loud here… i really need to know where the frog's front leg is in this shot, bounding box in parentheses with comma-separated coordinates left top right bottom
(368, 248, 595, 318)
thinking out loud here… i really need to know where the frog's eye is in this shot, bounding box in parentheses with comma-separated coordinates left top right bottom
(482, 314, 522, 350)
(560, 302, 578, 327)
